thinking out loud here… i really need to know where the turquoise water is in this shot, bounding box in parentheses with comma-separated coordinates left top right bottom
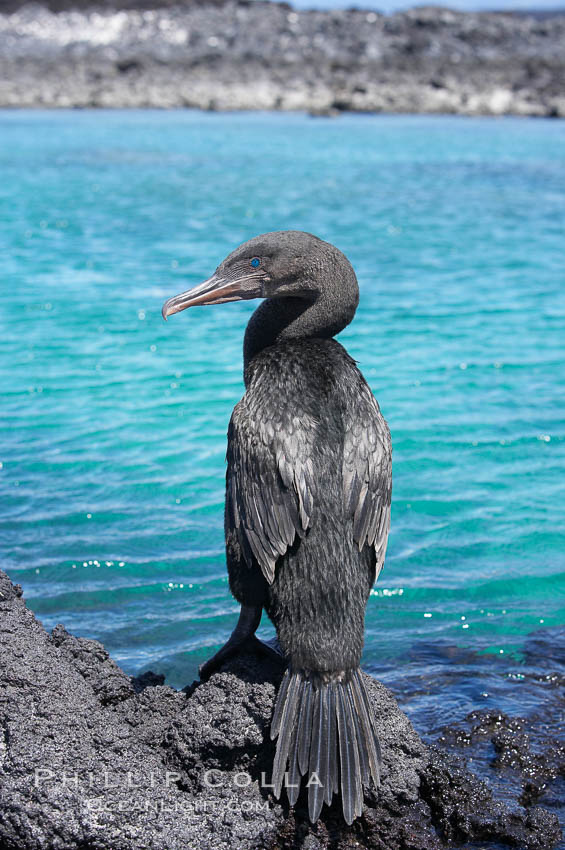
(1, 111, 564, 732)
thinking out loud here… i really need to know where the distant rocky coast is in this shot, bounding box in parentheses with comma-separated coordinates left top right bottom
(0, 0, 564, 115)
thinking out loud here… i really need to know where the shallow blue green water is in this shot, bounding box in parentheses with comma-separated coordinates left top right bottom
(1, 111, 564, 741)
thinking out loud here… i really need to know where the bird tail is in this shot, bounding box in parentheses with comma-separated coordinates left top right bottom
(270, 668, 381, 825)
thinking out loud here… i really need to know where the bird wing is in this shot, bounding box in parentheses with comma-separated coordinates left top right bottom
(227, 361, 391, 587)
(342, 379, 392, 583)
(226, 398, 317, 584)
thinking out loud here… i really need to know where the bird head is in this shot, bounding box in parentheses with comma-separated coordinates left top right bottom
(161, 231, 357, 320)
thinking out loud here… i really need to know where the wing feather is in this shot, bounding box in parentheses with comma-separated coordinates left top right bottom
(226, 346, 391, 586)
(226, 399, 317, 584)
(343, 380, 392, 582)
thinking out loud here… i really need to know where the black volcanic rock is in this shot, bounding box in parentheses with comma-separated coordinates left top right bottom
(0, 1, 564, 114)
(0, 567, 561, 849)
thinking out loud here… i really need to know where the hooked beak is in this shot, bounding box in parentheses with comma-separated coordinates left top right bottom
(162, 272, 263, 320)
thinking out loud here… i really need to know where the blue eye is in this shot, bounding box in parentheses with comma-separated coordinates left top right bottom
(250, 257, 261, 268)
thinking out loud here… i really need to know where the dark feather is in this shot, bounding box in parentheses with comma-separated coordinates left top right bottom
(345, 470, 362, 517)
(328, 683, 338, 801)
(343, 683, 363, 819)
(308, 685, 330, 823)
(351, 670, 381, 788)
(342, 380, 392, 580)
(355, 670, 382, 764)
(298, 681, 314, 776)
(270, 670, 291, 740)
(286, 683, 305, 807)
(336, 684, 356, 826)
(347, 680, 369, 786)
(321, 686, 333, 808)
(308, 688, 325, 822)
(353, 486, 371, 548)
(272, 672, 301, 798)
(226, 397, 317, 585)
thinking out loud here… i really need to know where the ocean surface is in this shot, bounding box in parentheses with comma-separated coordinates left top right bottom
(1, 111, 564, 818)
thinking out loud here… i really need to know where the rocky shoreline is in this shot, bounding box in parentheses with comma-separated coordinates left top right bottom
(0, 567, 562, 849)
(0, 1, 564, 115)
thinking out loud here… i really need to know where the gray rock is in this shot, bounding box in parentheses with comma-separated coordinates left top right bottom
(0, 567, 561, 849)
(0, 1, 564, 115)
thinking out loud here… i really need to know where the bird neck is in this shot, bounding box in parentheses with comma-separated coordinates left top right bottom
(243, 289, 356, 380)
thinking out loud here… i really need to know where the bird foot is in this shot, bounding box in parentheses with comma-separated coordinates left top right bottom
(199, 635, 286, 681)
(248, 635, 287, 666)
(199, 640, 245, 681)
(199, 604, 269, 681)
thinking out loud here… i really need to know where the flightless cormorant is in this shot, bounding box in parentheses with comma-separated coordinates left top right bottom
(162, 231, 392, 825)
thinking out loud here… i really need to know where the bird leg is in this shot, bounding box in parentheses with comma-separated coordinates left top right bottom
(199, 604, 261, 679)
(199, 605, 286, 680)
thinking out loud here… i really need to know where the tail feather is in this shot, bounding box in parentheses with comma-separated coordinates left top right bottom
(297, 681, 313, 775)
(351, 669, 381, 788)
(347, 680, 369, 786)
(271, 671, 300, 797)
(286, 684, 306, 806)
(270, 668, 292, 739)
(308, 686, 331, 822)
(325, 685, 336, 806)
(344, 686, 364, 820)
(336, 683, 357, 825)
(271, 668, 381, 825)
